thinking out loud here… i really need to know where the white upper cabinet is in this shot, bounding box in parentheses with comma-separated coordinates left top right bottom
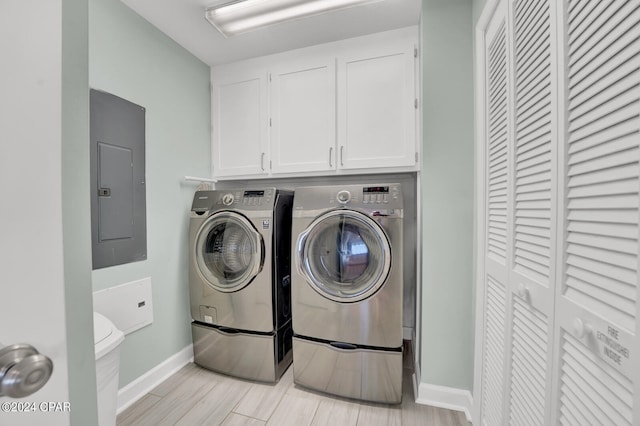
(269, 57, 336, 174)
(337, 39, 417, 170)
(212, 67, 268, 177)
(211, 27, 418, 179)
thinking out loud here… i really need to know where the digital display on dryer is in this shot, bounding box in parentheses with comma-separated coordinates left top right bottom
(244, 190, 265, 197)
(363, 186, 389, 194)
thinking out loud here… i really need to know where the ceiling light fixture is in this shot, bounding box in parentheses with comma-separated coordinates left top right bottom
(205, 0, 380, 37)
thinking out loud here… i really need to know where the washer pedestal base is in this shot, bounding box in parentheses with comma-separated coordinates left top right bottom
(192, 321, 292, 383)
(292, 335, 402, 404)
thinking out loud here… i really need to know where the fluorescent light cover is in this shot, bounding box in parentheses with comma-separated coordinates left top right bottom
(205, 0, 379, 37)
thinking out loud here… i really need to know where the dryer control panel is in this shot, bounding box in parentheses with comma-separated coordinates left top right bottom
(214, 189, 275, 209)
(362, 186, 400, 204)
(293, 184, 403, 214)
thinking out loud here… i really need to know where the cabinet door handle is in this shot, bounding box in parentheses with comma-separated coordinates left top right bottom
(329, 147, 333, 167)
(340, 146, 344, 167)
(260, 152, 265, 171)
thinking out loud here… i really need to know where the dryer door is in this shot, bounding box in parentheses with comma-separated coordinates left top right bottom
(194, 211, 264, 292)
(297, 210, 391, 303)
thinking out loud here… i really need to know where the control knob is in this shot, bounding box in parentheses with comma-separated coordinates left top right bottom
(336, 190, 351, 204)
(222, 193, 234, 206)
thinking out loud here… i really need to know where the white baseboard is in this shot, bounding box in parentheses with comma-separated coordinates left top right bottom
(117, 344, 194, 414)
(412, 362, 421, 409)
(416, 381, 473, 423)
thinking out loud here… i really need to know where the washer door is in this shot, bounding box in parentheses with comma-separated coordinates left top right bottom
(194, 211, 264, 292)
(297, 210, 391, 302)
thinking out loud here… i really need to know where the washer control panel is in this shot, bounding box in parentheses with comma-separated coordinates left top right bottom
(241, 190, 270, 207)
(192, 188, 277, 213)
(200, 188, 275, 209)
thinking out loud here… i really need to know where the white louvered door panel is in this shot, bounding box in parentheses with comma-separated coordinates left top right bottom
(487, 22, 509, 267)
(506, 0, 558, 424)
(481, 3, 511, 425)
(552, 0, 640, 424)
(483, 276, 508, 426)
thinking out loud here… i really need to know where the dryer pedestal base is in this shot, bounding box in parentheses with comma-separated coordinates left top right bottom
(292, 336, 402, 404)
(192, 321, 292, 383)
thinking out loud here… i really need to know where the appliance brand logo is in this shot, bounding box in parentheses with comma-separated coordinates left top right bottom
(262, 220, 270, 229)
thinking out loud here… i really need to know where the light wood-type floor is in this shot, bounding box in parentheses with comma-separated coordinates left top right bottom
(117, 343, 470, 426)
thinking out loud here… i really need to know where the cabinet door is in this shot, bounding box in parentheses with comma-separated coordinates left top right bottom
(212, 71, 268, 177)
(337, 40, 416, 170)
(270, 59, 336, 174)
(552, 1, 640, 424)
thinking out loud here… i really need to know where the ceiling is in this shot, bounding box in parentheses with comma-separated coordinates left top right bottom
(120, 0, 422, 66)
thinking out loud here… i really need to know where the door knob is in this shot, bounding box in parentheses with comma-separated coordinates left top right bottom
(517, 283, 530, 300)
(573, 318, 593, 339)
(0, 344, 53, 398)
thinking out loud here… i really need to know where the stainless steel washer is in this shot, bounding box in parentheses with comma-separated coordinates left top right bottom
(291, 184, 403, 403)
(189, 188, 293, 382)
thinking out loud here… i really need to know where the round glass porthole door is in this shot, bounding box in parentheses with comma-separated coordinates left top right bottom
(297, 210, 391, 302)
(195, 212, 264, 292)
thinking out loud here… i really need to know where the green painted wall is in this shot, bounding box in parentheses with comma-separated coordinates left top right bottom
(89, 0, 211, 387)
(62, 0, 99, 424)
(420, 0, 475, 390)
(473, 0, 489, 27)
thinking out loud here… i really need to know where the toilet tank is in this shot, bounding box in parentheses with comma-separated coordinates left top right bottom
(94, 312, 124, 426)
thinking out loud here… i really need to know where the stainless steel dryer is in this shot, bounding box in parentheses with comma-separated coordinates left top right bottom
(291, 184, 403, 403)
(189, 188, 293, 382)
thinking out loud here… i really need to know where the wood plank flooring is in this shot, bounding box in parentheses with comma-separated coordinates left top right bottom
(117, 343, 470, 426)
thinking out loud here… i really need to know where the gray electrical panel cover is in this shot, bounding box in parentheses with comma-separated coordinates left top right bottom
(90, 89, 147, 269)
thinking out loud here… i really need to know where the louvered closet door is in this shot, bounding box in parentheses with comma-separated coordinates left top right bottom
(553, 1, 640, 424)
(505, 0, 557, 424)
(481, 3, 510, 425)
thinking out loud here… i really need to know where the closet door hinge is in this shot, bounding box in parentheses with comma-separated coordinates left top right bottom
(414, 47, 418, 58)
(415, 99, 418, 109)
(415, 152, 418, 163)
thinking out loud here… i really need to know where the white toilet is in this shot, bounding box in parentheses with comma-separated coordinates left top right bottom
(94, 312, 125, 426)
